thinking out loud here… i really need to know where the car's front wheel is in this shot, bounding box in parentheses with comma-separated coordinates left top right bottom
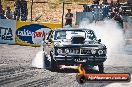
(50, 55, 59, 72)
(98, 63, 104, 73)
(44, 53, 50, 70)
(44, 53, 59, 71)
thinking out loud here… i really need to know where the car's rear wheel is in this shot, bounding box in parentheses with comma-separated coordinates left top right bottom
(98, 63, 104, 73)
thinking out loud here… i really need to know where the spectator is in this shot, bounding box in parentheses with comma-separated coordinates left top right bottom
(5, 7, 13, 19)
(102, 0, 108, 5)
(83, 5, 91, 12)
(113, 7, 120, 13)
(113, 12, 123, 28)
(65, 9, 73, 27)
(14, 0, 21, 20)
(128, 0, 132, 4)
(108, 7, 120, 19)
(93, 0, 100, 4)
(0, 5, 2, 14)
(108, 7, 123, 28)
(20, 0, 28, 21)
(114, 0, 120, 8)
(108, 12, 115, 19)
(110, 0, 114, 7)
(0, 5, 6, 19)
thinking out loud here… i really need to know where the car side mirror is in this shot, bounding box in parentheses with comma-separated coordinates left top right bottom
(98, 39, 101, 42)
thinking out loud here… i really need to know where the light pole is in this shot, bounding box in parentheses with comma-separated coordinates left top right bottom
(31, 0, 33, 21)
(62, 2, 65, 28)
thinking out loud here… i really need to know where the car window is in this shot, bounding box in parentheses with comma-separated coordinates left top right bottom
(66, 31, 85, 39)
(54, 31, 66, 40)
(54, 30, 86, 40)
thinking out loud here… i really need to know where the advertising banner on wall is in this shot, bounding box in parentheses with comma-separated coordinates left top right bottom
(16, 21, 61, 46)
(0, 19, 16, 44)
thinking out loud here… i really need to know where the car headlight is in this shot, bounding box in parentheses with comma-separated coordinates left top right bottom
(98, 50, 104, 55)
(65, 48, 70, 54)
(57, 49, 62, 54)
(54, 42, 63, 47)
(98, 45, 103, 49)
(91, 49, 96, 54)
(55, 43, 60, 46)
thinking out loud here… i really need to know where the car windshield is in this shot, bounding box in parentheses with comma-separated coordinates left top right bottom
(54, 30, 96, 40)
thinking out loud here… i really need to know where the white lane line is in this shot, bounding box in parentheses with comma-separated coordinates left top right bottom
(0, 64, 8, 66)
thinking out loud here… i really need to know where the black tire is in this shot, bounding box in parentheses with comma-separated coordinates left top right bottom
(98, 63, 104, 73)
(50, 56, 58, 72)
(76, 74, 86, 84)
(43, 53, 50, 70)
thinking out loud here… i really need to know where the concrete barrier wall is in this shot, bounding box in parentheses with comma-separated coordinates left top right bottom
(0, 19, 16, 44)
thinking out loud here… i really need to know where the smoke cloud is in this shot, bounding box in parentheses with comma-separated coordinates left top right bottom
(32, 42, 44, 68)
(32, 51, 44, 68)
(79, 20, 125, 66)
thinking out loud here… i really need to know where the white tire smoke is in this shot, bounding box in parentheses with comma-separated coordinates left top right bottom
(32, 51, 44, 68)
(79, 20, 125, 66)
